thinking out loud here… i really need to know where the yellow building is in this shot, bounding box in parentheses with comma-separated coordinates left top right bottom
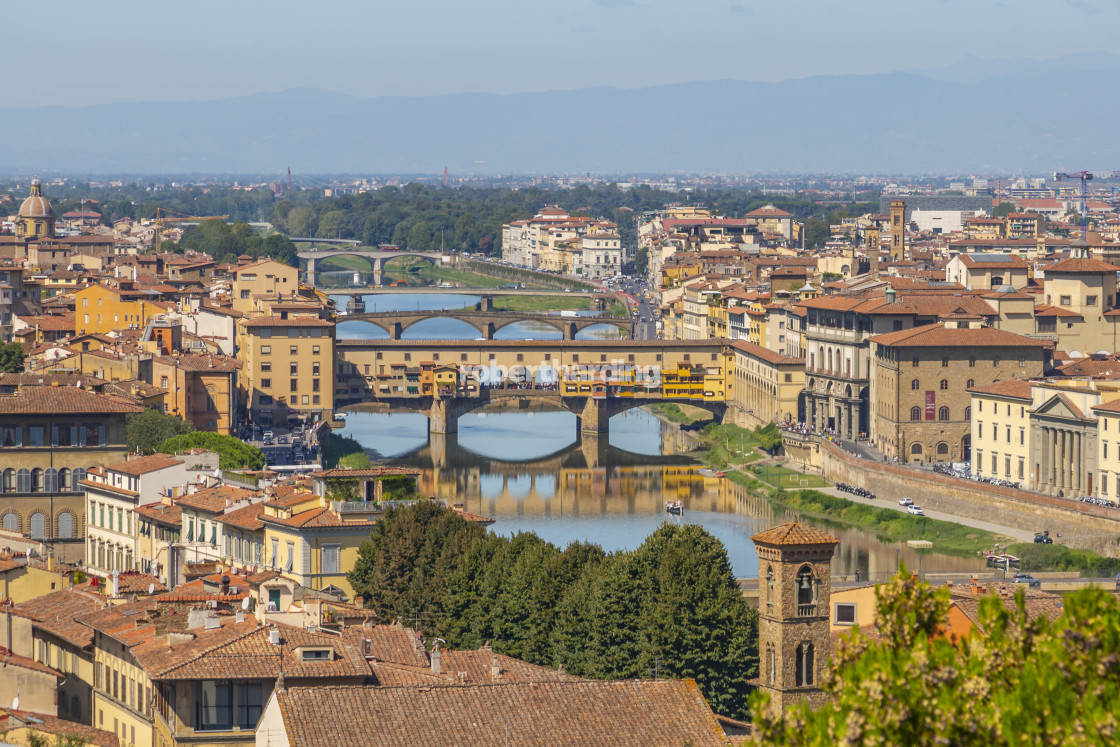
(0, 554, 73, 604)
(729, 340, 804, 426)
(74, 282, 173, 336)
(240, 313, 335, 427)
(1094, 399, 1120, 504)
(969, 379, 1034, 484)
(230, 258, 300, 314)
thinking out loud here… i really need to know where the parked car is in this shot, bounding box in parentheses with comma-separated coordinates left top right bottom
(898, 497, 914, 506)
(906, 505, 925, 516)
(1034, 532, 1053, 544)
(1013, 573, 1041, 588)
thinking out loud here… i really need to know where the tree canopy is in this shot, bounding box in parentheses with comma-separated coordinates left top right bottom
(751, 570, 1120, 745)
(348, 504, 758, 719)
(156, 431, 265, 470)
(0, 341, 24, 373)
(126, 409, 193, 453)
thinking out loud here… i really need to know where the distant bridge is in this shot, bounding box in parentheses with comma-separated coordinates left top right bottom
(327, 287, 603, 298)
(297, 249, 447, 285)
(339, 309, 631, 340)
(289, 237, 362, 246)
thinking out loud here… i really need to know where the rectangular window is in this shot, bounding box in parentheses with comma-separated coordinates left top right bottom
(290, 345, 298, 355)
(312, 362, 320, 376)
(29, 426, 44, 446)
(261, 361, 271, 372)
(312, 379, 320, 392)
(261, 345, 271, 355)
(1060, 296, 1071, 306)
(1088, 295, 1098, 306)
(261, 379, 271, 389)
(285, 542, 294, 572)
(312, 345, 320, 355)
(290, 362, 298, 375)
(834, 603, 856, 624)
(269, 538, 278, 567)
(198, 681, 233, 731)
(290, 379, 298, 392)
(323, 544, 341, 574)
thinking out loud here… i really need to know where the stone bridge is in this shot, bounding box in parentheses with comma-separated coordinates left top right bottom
(298, 250, 446, 285)
(339, 309, 631, 340)
(339, 388, 726, 436)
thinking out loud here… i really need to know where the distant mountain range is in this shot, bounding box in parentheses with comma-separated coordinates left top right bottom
(5, 53, 1120, 175)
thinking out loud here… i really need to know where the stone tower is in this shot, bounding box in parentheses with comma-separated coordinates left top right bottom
(864, 225, 880, 273)
(752, 521, 839, 715)
(889, 199, 906, 261)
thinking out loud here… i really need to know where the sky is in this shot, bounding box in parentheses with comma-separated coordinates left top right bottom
(13, 0, 1120, 108)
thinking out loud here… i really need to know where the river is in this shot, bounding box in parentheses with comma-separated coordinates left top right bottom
(332, 291, 988, 580)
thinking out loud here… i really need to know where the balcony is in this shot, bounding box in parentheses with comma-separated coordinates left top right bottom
(797, 603, 817, 617)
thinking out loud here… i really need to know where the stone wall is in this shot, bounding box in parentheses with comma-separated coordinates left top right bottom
(819, 440, 1120, 556)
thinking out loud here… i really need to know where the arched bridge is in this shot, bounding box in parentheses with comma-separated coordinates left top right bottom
(339, 310, 632, 340)
(338, 388, 727, 436)
(298, 250, 447, 285)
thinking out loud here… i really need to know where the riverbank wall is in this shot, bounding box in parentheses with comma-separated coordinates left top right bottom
(819, 440, 1120, 556)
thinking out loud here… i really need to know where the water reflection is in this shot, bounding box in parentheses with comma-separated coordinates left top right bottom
(340, 408, 989, 578)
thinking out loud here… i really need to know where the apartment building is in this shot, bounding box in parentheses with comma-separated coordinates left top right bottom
(729, 341, 804, 426)
(239, 313, 335, 427)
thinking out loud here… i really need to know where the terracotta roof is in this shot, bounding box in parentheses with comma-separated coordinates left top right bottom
(0, 647, 63, 678)
(242, 315, 333, 328)
(154, 353, 240, 372)
(273, 679, 733, 747)
(135, 621, 370, 681)
(262, 505, 379, 529)
(177, 485, 261, 514)
(968, 379, 1035, 399)
(752, 522, 838, 546)
(220, 501, 266, 531)
(16, 588, 105, 648)
(0, 387, 143, 414)
(869, 323, 1051, 349)
(104, 454, 184, 476)
(0, 709, 120, 747)
(1034, 304, 1082, 318)
(1045, 257, 1120, 274)
(730, 339, 802, 366)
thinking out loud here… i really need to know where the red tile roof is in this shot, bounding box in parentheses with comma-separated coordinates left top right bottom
(869, 323, 1051, 348)
(968, 379, 1035, 399)
(0, 387, 143, 414)
(752, 522, 838, 546)
(103, 454, 184, 476)
(273, 680, 733, 747)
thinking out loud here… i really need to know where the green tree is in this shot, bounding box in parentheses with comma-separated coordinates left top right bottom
(0, 341, 24, 373)
(752, 571, 1120, 746)
(407, 220, 433, 251)
(126, 409, 193, 453)
(992, 201, 1017, 218)
(634, 246, 649, 275)
(348, 501, 486, 625)
(156, 431, 264, 470)
(288, 205, 317, 237)
(318, 210, 349, 239)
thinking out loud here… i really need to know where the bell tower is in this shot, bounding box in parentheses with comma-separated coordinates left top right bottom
(753, 521, 838, 715)
(889, 199, 906, 261)
(864, 225, 880, 273)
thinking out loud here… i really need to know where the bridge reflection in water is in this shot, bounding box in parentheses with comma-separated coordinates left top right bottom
(342, 409, 989, 579)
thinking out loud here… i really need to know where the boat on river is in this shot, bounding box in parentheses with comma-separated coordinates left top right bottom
(665, 500, 683, 515)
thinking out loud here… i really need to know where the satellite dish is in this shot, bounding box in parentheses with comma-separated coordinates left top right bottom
(148, 583, 156, 595)
(241, 596, 251, 611)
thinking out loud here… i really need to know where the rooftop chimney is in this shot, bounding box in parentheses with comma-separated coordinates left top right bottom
(430, 647, 441, 675)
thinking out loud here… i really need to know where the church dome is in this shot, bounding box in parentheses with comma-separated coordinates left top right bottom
(19, 178, 54, 219)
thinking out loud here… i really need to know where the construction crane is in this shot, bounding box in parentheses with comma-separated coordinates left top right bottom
(151, 207, 230, 249)
(1054, 171, 1094, 239)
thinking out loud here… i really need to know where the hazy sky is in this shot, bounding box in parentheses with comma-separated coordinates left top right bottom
(14, 0, 1120, 107)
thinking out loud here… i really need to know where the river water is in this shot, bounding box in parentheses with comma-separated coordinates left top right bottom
(332, 292, 988, 580)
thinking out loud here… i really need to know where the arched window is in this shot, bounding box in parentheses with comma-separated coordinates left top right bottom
(73, 467, 87, 486)
(937, 442, 950, 456)
(911, 379, 920, 390)
(910, 406, 922, 421)
(29, 512, 45, 540)
(911, 443, 924, 455)
(966, 379, 975, 389)
(938, 406, 950, 421)
(795, 643, 815, 687)
(1, 469, 11, 492)
(768, 644, 776, 685)
(31, 468, 43, 493)
(44, 468, 58, 494)
(16, 468, 30, 493)
(59, 468, 71, 492)
(940, 380, 949, 390)
(796, 565, 814, 608)
(1, 512, 17, 532)
(964, 406, 971, 421)
(57, 513, 73, 540)
(765, 565, 774, 606)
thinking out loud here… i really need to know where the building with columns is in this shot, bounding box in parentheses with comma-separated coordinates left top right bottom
(1030, 392, 1099, 497)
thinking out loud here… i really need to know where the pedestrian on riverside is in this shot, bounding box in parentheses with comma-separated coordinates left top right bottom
(855, 568, 861, 582)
